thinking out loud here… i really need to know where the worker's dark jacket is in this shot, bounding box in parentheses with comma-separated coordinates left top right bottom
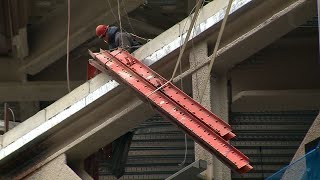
(107, 26, 140, 53)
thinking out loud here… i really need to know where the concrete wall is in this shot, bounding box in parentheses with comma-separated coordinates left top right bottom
(191, 42, 231, 180)
(230, 32, 320, 97)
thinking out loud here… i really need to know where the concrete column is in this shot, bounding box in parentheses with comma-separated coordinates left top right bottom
(12, 27, 29, 59)
(210, 74, 230, 180)
(19, 101, 40, 121)
(70, 160, 94, 180)
(25, 154, 81, 180)
(190, 42, 231, 180)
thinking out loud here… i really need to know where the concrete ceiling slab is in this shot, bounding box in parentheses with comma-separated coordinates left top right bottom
(20, 0, 144, 75)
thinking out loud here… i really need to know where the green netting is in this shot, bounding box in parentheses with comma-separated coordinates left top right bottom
(266, 144, 320, 180)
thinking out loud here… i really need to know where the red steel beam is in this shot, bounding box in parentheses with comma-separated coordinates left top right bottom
(88, 49, 252, 174)
(110, 49, 235, 140)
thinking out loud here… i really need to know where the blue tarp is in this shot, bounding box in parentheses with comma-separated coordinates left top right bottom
(266, 144, 320, 180)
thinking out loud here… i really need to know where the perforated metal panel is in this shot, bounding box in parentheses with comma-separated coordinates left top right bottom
(230, 111, 318, 180)
(99, 115, 194, 180)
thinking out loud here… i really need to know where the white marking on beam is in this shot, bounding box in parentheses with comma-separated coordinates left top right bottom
(0, 0, 252, 161)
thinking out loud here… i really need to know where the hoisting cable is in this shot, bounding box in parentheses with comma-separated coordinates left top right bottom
(66, 0, 71, 92)
(198, 0, 233, 102)
(170, 0, 202, 82)
(178, 0, 205, 166)
(122, 0, 136, 35)
(117, 0, 124, 48)
(107, 0, 151, 46)
(146, 0, 203, 97)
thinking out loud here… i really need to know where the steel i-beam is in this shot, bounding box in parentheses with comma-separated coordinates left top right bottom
(88, 48, 252, 174)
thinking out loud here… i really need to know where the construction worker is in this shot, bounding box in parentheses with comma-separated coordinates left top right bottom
(95, 24, 140, 53)
(91, 26, 137, 178)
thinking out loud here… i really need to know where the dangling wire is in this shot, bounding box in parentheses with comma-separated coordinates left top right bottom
(170, 0, 202, 82)
(178, 0, 205, 167)
(8, 107, 15, 122)
(66, 0, 71, 92)
(178, 22, 188, 167)
(122, 0, 135, 35)
(7, 0, 14, 52)
(107, 0, 120, 27)
(117, 0, 124, 48)
(178, 46, 188, 167)
(106, 0, 151, 45)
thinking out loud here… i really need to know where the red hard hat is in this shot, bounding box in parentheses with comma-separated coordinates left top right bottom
(96, 25, 108, 38)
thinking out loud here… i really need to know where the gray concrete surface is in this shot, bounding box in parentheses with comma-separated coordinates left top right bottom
(71, 161, 94, 180)
(24, 154, 81, 180)
(194, 0, 317, 74)
(133, 0, 237, 63)
(2, 110, 46, 147)
(191, 42, 231, 180)
(12, 27, 29, 59)
(19, 101, 40, 121)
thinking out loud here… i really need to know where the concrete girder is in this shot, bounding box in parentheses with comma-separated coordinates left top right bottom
(175, 0, 317, 79)
(212, 0, 317, 73)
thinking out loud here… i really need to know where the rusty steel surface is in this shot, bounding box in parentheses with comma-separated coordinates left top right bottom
(89, 48, 252, 174)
